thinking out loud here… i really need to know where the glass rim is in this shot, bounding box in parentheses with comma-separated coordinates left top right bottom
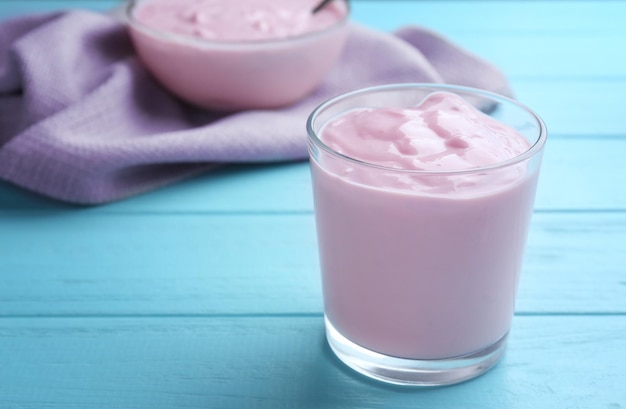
(306, 83, 548, 176)
(125, 0, 350, 50)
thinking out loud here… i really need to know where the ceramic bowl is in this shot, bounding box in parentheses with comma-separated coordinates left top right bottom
(125, 0, 350, 111)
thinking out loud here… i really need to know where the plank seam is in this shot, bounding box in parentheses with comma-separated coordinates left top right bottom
(0, 312, 624, 319)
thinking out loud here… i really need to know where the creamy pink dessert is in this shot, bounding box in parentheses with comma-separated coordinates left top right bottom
(311, 92, 541, 360)
(127, 0, 349, 110)
(133, 0, 344, 41)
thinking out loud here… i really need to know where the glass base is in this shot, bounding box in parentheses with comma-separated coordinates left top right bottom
(325, 317, 507, 386)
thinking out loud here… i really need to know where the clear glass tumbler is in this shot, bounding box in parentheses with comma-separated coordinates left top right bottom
(306, 84, 547, 386)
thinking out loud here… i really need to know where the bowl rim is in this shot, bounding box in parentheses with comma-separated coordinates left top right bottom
(125, 0, 350, 49)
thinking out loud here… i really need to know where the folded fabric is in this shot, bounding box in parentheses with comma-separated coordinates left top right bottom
(0, 11, 513, 204)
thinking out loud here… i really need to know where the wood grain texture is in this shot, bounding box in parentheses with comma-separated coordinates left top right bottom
(1, 212, 624, 315)
(1, 137, 625, 211)
(0, 316, 625, 409)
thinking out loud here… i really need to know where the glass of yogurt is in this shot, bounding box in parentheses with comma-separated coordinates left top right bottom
(307, 84, 547, 386)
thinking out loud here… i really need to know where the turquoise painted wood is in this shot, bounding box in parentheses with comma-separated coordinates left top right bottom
(1, 137, 626, 212)
(1, 317, 625, 408)
(1, 212, 625, 316)
(1, 1, 625, 408)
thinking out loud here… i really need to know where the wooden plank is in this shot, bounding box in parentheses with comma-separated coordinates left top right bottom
(465, 35, 626, 80)
(519, 211, 626, 314)
(512, 81, 626, 136)
(0, 212, 322, 315)
(0, 315, 624, 408)
(1, 136, 625, 212)
(351, 1, 626, 35)
(352, 2, 626, 79)
(535, 137, 626, 211)
(1, 212, 624, 315)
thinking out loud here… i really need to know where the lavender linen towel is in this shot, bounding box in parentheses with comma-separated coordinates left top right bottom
(0, 11, 512, 204)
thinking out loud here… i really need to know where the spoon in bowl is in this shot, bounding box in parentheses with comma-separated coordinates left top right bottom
(312, 0, 342, 14)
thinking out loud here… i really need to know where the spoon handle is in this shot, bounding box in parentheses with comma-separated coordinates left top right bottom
(312, 0, 337, 14)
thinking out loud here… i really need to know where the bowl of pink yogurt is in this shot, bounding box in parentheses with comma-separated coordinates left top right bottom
(125, 0, 350, 111)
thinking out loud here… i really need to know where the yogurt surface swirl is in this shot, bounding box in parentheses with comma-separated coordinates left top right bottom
(320, 92, 531, 172)
(133, 0, 347, 42)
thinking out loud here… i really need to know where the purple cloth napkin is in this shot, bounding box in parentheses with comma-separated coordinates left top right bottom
(0, 11, 512, 204)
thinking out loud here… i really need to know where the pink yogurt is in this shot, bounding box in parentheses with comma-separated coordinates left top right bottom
(127, 0, 349, 110)
(310, 91, 542, 360)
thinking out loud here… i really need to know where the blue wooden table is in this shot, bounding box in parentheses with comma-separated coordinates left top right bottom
(1, 1, 625, 407)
